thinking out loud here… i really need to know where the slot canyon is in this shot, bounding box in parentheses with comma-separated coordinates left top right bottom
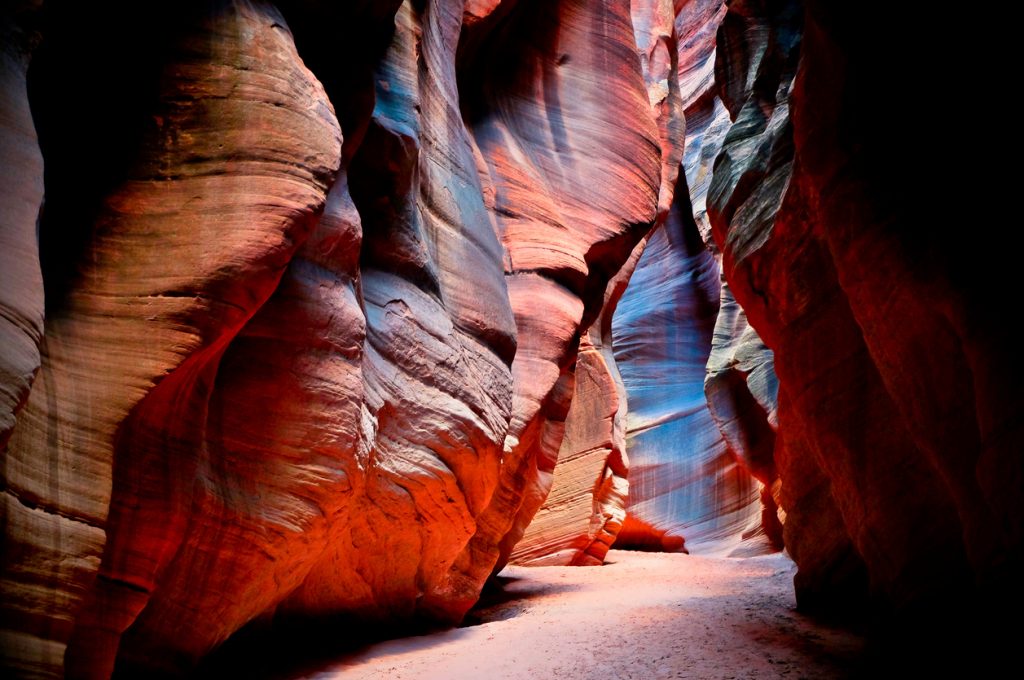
(1, 0, 1019, 678)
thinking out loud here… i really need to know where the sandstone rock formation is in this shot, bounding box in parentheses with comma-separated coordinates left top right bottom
(1, 0, 669, 676)
(709, 0, 1022, 615)
(704, 279, 782, 546)
(676, 0, 783, 549)
(461, 0, 663, 577)
(4, 0, 1021, 676)
(675, 0, 729, 245)
(706, 0, 865, 605)
(0, 0, 44, 460)
(504, 0, 790, 566)
(5, 4, 343, 676)
(508, 0, 686, 568)
(0, 6, 47, 670)
(613, 177, 764, 554)
(508, 312, 631, 567)
(605, 0, 781, 556)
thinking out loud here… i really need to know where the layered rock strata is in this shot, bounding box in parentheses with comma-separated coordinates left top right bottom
(710, 0, 1022, 613)
(0, 1, 44, 461)
(0, 0, 668, 676)
(609, 0, 780, 555)
(613, 175, 763, 554)
(508, 0, 685, 567)
(679, 0, 783, 548)
(459, 0, 664, 577)
(508, 311, 631, 567)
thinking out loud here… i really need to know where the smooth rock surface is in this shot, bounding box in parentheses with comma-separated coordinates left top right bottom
(1, 0, 670, 675)
(460, 0, 662, 578)
(509, 0, 687, 568)
(704, 277, 782, 546)
(707, 0, 871, 608)
(608, 0, 779, 556)
(675, 0, 728, 244)
(709, 0, 1023, 614)
(0, 1, 44, 455)
(680, 0, 782, 548)
(5, 0, 1018, 677)
(679, 0, 783, 540)
(509, 328, 629, 567)
(4, 3, 342, 676)
(613, 180, 763, 555)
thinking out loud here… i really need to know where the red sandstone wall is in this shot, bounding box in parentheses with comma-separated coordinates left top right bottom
(710, 0, 1022, 613)
(0, 1, 669, 676)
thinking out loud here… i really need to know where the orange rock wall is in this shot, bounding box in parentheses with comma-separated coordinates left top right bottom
(710, 0, 1023, 615)
(0, 0, 668, 676)
(4, 1, 1020, 677)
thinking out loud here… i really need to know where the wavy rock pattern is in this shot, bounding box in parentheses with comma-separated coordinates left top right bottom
(509, 323, 629, 567)
(674, 1, 783, 547)
(9, 0, 1017, 675)
(1, 0, 667, 676)
(710, 0, 1023, 615)
(508, 0, 685, 568)
(707, 0, 854, 592)
(3, 2, 341, 676)
(0, 5, 47, 674)
(675, 0, 729, 245)
(607, 0, 782, 555)
(460, 0, 661, 577)
(0, 2, 44, 457)
(613, 178, 763, 554)
(704, 277, 782, 545)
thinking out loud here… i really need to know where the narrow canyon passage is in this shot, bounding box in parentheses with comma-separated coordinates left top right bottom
(1, 1, 1019, 678)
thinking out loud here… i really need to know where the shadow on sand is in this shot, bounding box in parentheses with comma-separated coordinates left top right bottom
(190, 572, 574, 679)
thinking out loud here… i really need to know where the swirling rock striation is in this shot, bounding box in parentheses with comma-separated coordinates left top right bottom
(508, 317, 631, 567)
(0, 1, 44, 457)
(613, 175, 764, 554)
(457, 0, 662, 578)
(4, 3, 343, 677)
(710, 0, 1023, 616)
(508, 0, 686, 568)
(676, 0, 783, 548)
(607, 0, 780, 556)
(0, 0, 668, 676)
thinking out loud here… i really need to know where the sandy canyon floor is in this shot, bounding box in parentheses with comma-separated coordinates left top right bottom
(274, 550, 868, 680)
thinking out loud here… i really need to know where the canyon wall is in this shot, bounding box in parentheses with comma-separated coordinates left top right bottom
(612, 177, 765, 554)
(511, 0, 784, 564)
(608, 0, 779, 556)
(3, 0, 1021, 676)
(679, 0, 782, 548)
(518, 0, 788, 562)
(509, 0, 686, 567)
(0, 0, 44, 466)
(508, 278, 633, 567)
(710, 0, 1022, 615)
(0, 0, 669, 676)
(457, 0, 663, 578)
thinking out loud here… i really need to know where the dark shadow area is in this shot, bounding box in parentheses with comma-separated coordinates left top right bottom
(460, 575, 525, 626)
(190, 574, 576, 679)
(191, 613, 451, 680)
(729, 615, 868, 679)
(274, 0, 400, 162)
(461, 573, 577, 627)
(27, 0, 401, 311)
(850, 596, 1022, 678)
(745, 584, 1023, 678)
(26, 0, 196, 311)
